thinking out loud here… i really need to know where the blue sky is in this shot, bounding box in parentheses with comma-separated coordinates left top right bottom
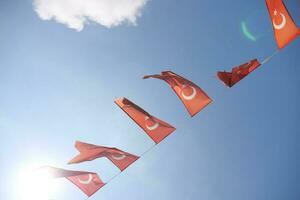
(0, 0, 299, 200)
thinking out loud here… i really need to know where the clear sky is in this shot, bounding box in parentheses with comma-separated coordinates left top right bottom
(0, 0, 299, 200)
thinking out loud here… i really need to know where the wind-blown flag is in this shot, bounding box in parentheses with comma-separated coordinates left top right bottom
(37, 166, 105, 197)
(115, 97, 176, 144)
(68, 141, 139, 171)
(266, 0, 300, 49)
(143, 71, 212, 117)
(217, 59, 261, 87)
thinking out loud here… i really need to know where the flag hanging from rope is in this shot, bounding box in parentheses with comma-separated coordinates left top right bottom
(68, 141, 139, 171)
(37, 166, 105, 197)
(266, 0, 300, 49)
(143, 71, 212, 117)
(115, 97, 176, 144)
(217, 59, 261, 87)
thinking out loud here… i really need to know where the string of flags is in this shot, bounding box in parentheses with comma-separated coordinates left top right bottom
(36, 0, 299, 198)
(217, 0, 300, 88)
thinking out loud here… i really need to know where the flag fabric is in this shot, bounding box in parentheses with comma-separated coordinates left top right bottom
(143, 71, 212, 117)
(115, 97, 176, 144)
(266, 0, 300, 49)
(217, 59, 261, 87)
(68, 141, 139, 171)
(38, 166, 105, 197)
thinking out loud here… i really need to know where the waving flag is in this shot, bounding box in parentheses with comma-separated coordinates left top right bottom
(68, 141, 139, 171)
(266, 0, 300, 49)
(38, 166, 104, 197)
(143, 71, 212, 117)
(115, 97, 176, 144)
(217, 59, 261, 87)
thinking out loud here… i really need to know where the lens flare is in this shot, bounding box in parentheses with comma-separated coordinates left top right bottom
(241, 21, 257, 42)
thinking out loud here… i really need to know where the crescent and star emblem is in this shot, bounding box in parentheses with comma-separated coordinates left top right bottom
(77, 174, 93, 185)
(145, 116, 159, 131)
(111, 153, 127, 160)
(181, 84, 197, 100)
(273, 10, 286, 30)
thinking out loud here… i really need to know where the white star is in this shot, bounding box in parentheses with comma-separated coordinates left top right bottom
(274, 10, 278, 15)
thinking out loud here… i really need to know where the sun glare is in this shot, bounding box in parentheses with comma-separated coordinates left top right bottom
(16, 167, 57, 200)
(241, 21, 257, 42)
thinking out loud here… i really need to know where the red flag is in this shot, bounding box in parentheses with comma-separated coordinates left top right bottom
(68, 141, 139, 171)
(143, 71, 212, 117)
(217, 59, 261, 87)
(38, 166, 105, 197)
(266, 0, 300, 49)
(115, 97, 176, 144)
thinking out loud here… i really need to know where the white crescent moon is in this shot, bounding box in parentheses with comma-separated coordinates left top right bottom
(273, 12, 286, 30)
(77, 174, 93, 185)
(181, 85, 197, 100)
(111, 153, 126, 160)
(145, 116, 159, 131)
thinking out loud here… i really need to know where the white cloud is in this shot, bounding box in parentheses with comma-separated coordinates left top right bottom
(33, 0, 148, 31)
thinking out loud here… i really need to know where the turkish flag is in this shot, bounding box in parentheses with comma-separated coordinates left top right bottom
(143, 71, 212, 117)
(266, 0, 300, 49)
(68, 141, 139, 171)
(217, 59, 261, 87)
(67, 173, 104, 197)
(115, 97, 176, 144)
(38, 166, 105, 197)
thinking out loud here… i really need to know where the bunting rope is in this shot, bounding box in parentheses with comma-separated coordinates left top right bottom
(261, 49, 280, 65)
(37, 1, 299, 199)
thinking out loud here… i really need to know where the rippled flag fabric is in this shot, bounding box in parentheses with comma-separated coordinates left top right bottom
(266, 0, 300, 49)
(38, 166, 105, 197)
(68, 141, 139, 171)
(143, 71, 212, 117)
(115, 97, 176, 144)
(217, 59, 261, 87)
